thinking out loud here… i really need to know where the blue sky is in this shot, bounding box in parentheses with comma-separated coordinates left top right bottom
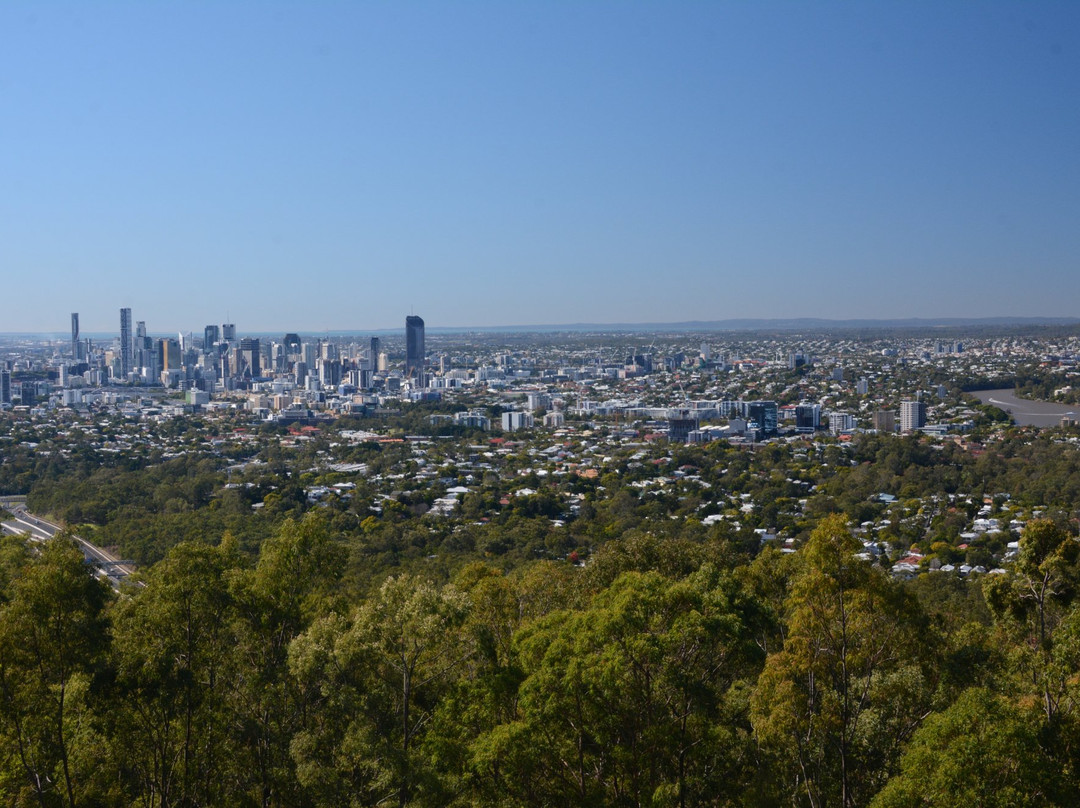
(2, 1, 1078, 334)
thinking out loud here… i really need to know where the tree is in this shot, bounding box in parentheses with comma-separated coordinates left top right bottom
(983, 519, 1080, 722)
(870, 688, 1059, 808)
(472, 568, 756, 807)
(751, 514, 931, 808)
(108, 539, 240, 807)
(424, 565, 524, 801)
(289, 575, 470, 808)
(0, 539, 109, 808)
(229, 514, 346, 807)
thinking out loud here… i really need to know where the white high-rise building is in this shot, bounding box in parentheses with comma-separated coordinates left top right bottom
(830, 412, 856, 434)
(900, 400, 926, 433)
(501, 411, 534, 432)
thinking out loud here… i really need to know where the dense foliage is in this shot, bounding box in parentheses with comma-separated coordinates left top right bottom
(0, 510, 1079, 806)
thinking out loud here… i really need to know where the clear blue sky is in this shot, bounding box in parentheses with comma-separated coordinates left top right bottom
(2, 1, 1078, 334)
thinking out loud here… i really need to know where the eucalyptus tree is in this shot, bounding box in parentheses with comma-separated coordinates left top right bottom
(751, 514, 932, 808)
(289, 574, 471, 808)
(472, 566, 757, 808)
(0, 538, 110, 808)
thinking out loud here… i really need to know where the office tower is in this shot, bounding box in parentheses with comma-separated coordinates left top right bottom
(747, 400, 779, 438)
(856, 377, 869, 396)
(405, 315, 425, 380)
(240, 338, 261, 378)
(204, 325, 220, 350)
(900, 400, 927, 433)
(795, 403, 821, 431)
(157, 338, 181, 372)
(0, 369, 10, 405)
(120, 308, 133, 379)
(370, 336, 380, 366)
(71, 313, 80, 360)
(283, 333, 301, 355)
(318, 358, 342, 387)
(222, 323, 237, 343)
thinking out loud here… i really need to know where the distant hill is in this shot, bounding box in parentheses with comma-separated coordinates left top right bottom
(5, 316, 1079, 341)
(425, 316, 1080, 334)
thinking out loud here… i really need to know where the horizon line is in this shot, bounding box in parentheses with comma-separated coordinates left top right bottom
(4, 314, 1080, 340)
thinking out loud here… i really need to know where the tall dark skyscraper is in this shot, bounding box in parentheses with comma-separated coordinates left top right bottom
(747, 400, 779, 438)
(71, 313, 80, 360)
(240, 337, 261, 378)
(222, 323, 237, 343)
(204, 325, 220, 350)
(119, 308, 133, 379)
(405, 316, 425, 380)
(369, 336, 381, 367)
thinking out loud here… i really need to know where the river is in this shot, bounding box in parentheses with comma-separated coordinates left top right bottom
(972, 389, 1079, 428)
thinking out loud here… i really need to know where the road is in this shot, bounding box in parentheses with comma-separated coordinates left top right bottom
(1, 503, 136, 589)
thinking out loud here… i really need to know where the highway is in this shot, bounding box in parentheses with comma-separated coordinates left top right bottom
(0, 501, 136, 589)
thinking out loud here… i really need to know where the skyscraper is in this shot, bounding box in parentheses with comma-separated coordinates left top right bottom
(71, 313, 80, 360)
(157, 338, 181, 371)
(0, 369, 10, 406)
(405, 315, 425, 380)
(240, 337, 261, 378)
(222, 323, 237, 343)
(120, 308, 133, 379)
(204, 325, 220, 350)
(369, 336, 381, 368)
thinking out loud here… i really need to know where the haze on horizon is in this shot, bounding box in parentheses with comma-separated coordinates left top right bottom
(2, 1, 1078, 335)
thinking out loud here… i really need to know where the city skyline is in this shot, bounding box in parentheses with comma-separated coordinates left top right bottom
(3, 2, 1079, 332)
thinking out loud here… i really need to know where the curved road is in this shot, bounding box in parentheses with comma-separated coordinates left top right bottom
(1, 504, 136, 589)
